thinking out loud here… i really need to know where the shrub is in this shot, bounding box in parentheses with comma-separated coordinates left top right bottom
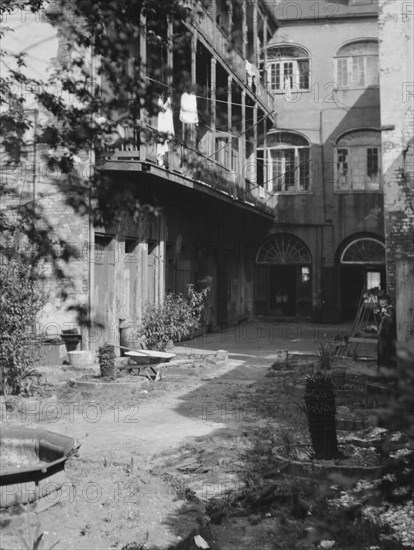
(98, 344, 116, 379)
(139, 284, 209, 351)
(304, 372, 340, 459)
(0, 250, 46, 395)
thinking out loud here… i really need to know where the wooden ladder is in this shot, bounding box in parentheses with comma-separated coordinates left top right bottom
(343, 288, 379, 359)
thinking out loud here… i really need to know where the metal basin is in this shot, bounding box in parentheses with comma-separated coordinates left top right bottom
(0, 426, 79, 508)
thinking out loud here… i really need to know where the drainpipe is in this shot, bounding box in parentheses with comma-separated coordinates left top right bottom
(319, 109, 335, 265)
(320, 109, 327, 222)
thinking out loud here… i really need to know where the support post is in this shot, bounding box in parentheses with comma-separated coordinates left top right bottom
(139, 9, 147, 162)
(242, 0, 247, 61)
(263, 117, 267, 190)
(167, 16, 173, 88)
(263, 16, 268, 87)
(211, 57, 217, 157)
(241, 89, 246, 190)
(158, 215, 166, 305)
(191, 30, 197, 86)
(228, 74, 232, 155)
(253, 104, 258, 184)
(228, 1, 233, 41)
(253, 0, 258, 66)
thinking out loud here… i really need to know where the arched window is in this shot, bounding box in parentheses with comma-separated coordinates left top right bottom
(256, 233, 311, 264)
(265, 132, 311, 192)
(335, 40, 379, 89)
(335, 129, 381, 191)
(340, 237, 385, 264)
(266, 45, 310, 92)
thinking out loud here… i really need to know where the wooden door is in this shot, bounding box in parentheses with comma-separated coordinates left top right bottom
(254, 265, 268, 316)
(321, 266, 340, 323)
(125, 239, 139, 319)
(94, 235, 115, 347)
(217, 260, 228, 326)
(147, 241, 157, 305)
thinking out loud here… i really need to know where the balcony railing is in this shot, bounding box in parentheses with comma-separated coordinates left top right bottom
(335, 169, 382, 191)
(196, 5, 275, 114)
(98, 136, 273, 214)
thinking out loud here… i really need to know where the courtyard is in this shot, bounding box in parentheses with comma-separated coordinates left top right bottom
(1, 321, 413, 550)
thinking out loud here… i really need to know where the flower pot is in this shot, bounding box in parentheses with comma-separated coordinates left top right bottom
(68, 350, 95, 368)
(119, 320, 143, 354)
(61, 330, 82, 352)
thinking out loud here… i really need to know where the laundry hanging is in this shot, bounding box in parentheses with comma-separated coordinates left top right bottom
(158, 96, 174, 135)
(284, 77, 292, 101)
(180, 92, 199, 124)
(157, 95, 175, 166)
(246, 60, 253, 87)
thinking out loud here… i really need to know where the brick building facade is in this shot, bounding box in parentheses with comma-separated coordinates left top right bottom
(378, 0, 414, 351)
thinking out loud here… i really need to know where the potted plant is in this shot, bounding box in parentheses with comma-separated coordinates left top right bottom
(304, 371, 342, 459)
(98, 344, 116, 380)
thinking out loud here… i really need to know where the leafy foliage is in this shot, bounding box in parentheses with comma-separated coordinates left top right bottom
(0, 237, 46, 395)
(98, 343, 116, 379)
(315, 342, 334, 370)
(0, 0, 196, 325)
(376, 346, 414, 504)
(13, 509, 60, 550)
(139, 284, 209, 351)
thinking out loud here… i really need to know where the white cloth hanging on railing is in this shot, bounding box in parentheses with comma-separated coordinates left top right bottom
(157, 96, 175, 166)
(246, 60, 253, 87)
(158, 96, 174, 135)
(179, 92, 199, 124)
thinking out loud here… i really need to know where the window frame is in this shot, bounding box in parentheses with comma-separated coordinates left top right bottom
(267, 45, 310, 93)
(335, 40, 379, 90)
(349, 0, 375, 5)
(265, 138, 311, 193)
(334, 130, 382, 192)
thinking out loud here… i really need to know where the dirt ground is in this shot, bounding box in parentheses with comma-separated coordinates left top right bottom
(1, 326, 401, 550)
(1, 353, 272, 549)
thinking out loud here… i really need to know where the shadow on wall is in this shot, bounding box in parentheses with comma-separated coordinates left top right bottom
(382, 136, 414, 351)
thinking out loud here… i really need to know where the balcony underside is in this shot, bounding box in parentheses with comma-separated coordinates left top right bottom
(98, 144, 274, 218)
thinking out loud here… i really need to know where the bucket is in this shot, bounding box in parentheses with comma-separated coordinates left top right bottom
(68, 350, 95, 368)
(61, 329, 82, 352)
(119, 321, 144, 355)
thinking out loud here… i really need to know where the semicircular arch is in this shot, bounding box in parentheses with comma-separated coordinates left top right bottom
(256, 233, 312, 265)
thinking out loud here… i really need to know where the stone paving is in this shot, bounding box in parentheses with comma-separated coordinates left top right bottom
(173, 318, 354, 358)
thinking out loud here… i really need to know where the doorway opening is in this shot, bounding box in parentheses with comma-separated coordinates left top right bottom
(339, 236, 386, 321)
(255, 233, 312, 317)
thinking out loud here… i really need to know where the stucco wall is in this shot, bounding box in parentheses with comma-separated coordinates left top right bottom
(267, 15, 383, 251)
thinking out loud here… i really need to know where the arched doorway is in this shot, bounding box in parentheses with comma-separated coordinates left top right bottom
(339, 236, 386, 320)
(255, 234, 312, 317)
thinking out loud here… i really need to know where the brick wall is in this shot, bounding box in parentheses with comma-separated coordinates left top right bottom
(379, 0, 414, 350)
